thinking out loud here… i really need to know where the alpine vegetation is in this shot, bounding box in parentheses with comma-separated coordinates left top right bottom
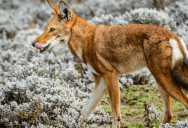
(1, 0, 188, 128)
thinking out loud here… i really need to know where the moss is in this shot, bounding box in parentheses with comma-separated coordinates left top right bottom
(125, 122, 145, 128)
(171, 99, 184, 111)
(100, 105, 112, 115)
(130, 85, 138, 91)
(120, 106, 143, 116)
(127, 100, 137, 105)
(105, 124, 112, 128)
(171, 115, 178, 123)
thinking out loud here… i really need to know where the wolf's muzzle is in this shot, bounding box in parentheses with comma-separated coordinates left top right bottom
(31, 42, 35, 47)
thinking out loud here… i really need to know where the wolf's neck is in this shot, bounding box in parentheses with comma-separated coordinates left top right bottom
(68, 15, 96, 62)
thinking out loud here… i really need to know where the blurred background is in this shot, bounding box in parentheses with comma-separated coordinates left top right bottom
(0, 0, 182, 39)
(1, 0, 188, 128)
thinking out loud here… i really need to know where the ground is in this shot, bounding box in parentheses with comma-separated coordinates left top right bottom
(96, 84, 188, 128)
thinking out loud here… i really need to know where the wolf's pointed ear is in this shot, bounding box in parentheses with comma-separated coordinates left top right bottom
(46, 0, 59, 15)
(58, 1, 71, 21)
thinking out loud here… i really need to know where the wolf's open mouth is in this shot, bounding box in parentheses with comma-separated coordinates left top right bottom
(40, 43, 51, 53)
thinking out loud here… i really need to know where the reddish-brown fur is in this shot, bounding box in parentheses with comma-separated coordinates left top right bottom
(33, 1, 188, 127)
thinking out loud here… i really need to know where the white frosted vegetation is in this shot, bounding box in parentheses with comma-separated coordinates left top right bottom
(0, 28, 111, 127)
(71, 0, 177, 19)
(0, 0, 51, 38)
(0, 1, 110, 127)
(88, 8, 177, 31)
(1, 0, 188, 127)
(149, 103, 161, 121)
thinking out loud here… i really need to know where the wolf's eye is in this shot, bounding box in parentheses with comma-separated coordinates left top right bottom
(49, 28, 55, 32)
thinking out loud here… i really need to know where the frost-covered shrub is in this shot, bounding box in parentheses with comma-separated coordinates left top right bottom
(158, 123, 175, 128)
(71, 0, 177, 19)
(0, 0, 19, 9)
(0, 27, 110, 127)
(0, 73, 109, 127)
(0, 0, 51, 38)
(1, 0, 188, 127)
(0, 9, 31, 38)
(155, 119, 188, 128)
(162, 1, 188, 46)
(89, 8, 177, 31)
(149, 103, 161, 121)
(119, 68, 156, 87)
(165, 1, 188, 26)
(176, 120, 188, 128)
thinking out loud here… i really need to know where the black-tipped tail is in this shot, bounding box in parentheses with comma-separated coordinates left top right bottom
(172, 52, 188, 91)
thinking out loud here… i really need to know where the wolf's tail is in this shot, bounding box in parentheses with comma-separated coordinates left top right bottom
(171, 38, 188, 91)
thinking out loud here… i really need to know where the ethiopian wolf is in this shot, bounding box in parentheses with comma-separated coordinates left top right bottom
(32, 1, 188, 127)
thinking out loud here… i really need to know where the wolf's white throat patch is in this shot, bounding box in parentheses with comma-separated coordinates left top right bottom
(41, 36, 68, 53)
(40, 38, 59, 53)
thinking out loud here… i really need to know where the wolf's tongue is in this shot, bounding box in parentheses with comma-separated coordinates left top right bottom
(35, 43, 42, 50)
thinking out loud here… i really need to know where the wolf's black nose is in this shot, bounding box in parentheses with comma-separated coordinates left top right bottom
(31, 42, 35, 47)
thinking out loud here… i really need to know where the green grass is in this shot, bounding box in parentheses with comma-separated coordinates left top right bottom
(101, 105, 112, 115)
(101, 84, 188, 127)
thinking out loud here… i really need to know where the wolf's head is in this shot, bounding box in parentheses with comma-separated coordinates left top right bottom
(32, 1, 75, 53)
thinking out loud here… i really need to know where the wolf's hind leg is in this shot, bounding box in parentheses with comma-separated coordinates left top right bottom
(157, 84, 173, 123)
(145, 40, 188, 123)
(154, 76, 188, 123)
(103, 70, 121, 128)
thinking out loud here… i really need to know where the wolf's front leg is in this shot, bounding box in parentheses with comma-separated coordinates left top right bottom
(80, 73, 107, 126)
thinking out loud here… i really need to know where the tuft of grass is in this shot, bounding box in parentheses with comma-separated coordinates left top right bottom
(103, 93, 110, 102)
(121, 106, 143, 116)
(75, 66, 81, 70)
(15, 99, 44, 127)
(122, 122, 145, 128)
(101, 105, 112, 115)
(105, 124, 112, 128)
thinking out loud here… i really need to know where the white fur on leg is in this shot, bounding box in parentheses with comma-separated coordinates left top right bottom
(112, 103, 121, 128)
(158, 86, 168, 122)
(112, 120, 120, 128)
(81, 78, 107, 124)
(161, 98, 167, 121)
